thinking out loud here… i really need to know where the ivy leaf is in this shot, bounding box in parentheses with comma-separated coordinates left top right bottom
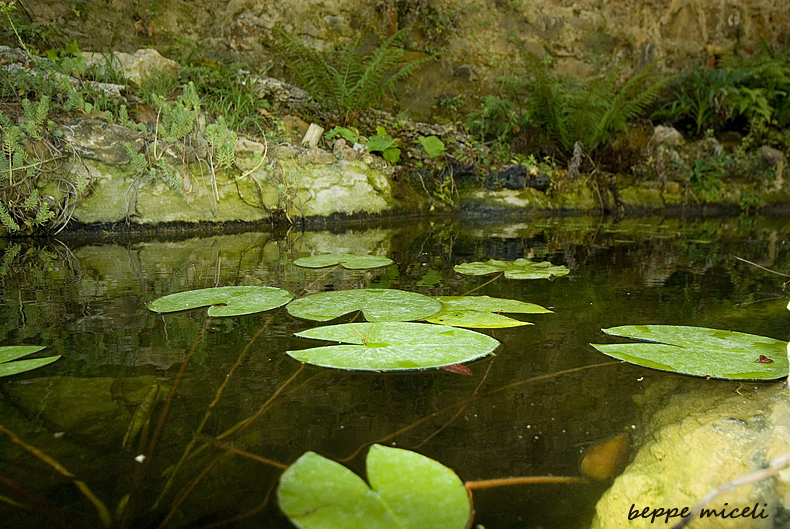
(0, 345, 61, 378)
(293, 253, 393, 269)
(288, 321, 499, 371)
(426, 295, 552, 328)
(278, 445, 471, 529)
(286, 289, 441, 322)
(591, 325, 789, 380)
(454, 258, 569, 279)
(148, 286, 293, 317)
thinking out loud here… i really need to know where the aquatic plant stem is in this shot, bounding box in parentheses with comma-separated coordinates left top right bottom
(465, 476, 587, 489)
(156, 364, 306, 528)
(461, 272, 504, 296)
(412, 357, 495, 449)
(153, 315, 274, 508)
(119, 317, 210, 529)
(340, 361, 619, 462)
(0, 423, 111, 527)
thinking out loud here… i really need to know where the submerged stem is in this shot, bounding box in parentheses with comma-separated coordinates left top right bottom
(465, 476, 587, 490)
(0, 423, 111, 527)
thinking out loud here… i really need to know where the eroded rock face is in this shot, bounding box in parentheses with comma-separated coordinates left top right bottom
(21, 1, 790, 118)
(59, 120, 406, 225)
(591, 378, 790, 529)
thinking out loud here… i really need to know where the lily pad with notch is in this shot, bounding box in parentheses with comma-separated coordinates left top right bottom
(591, 325, 788, 380)
(1, 345, 61, 378)
(293, 253, 393, 269)
(426, 295, 553, 328)
(278, 444, 471, 529)
(454, 258, 569, 279)
(148, 286, 293, 317)
(286, 288, 441, 322)
(288, 321, 499, 371)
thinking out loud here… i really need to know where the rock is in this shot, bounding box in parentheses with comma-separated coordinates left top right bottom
(332, 138, 357, 161)
(527, 173, 551, 191)
(648, 125, 684, 152)
(760, 145, 785, 188)
(282, 115, 310, 144)
(61, 118, 144, 165)
(301, 123, 324, 148)
(591, 379, 790, 529)
(82, 49, 180, 86)
(298, 148, 336, 165)
(486, 165, 527, 190)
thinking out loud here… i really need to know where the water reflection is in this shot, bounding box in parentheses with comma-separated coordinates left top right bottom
(0, 216, 788, 528)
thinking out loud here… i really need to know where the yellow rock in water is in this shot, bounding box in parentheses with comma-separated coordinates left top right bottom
(580, 432, 630, 481)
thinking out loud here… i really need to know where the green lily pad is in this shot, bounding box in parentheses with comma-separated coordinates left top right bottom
(426, 295, 552, 328)
(454, 258, 570, 279)
(278, 444, 471, 529)
(288, 322, 499, 371)
(293, 253, 393, 269)
(591, 325, 789, 380)
(148, 286, 293, 317)
(286, 289, 441, 322)
(0, 345, 61, 378)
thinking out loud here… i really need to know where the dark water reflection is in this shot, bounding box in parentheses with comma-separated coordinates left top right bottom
(1, 216, 788, 529)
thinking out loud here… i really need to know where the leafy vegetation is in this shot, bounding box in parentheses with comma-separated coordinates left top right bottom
(286, 288, 442, 322)
(454, 258, 570, 279)
(470, 51, 668, 163)
(147, 285, 293, 317)
(0, 345, 60, 377)
(293, 253, 394, 269)
(278, 445, 471, 529)
(591, 325, 788, 380)
(289, 321, 499, 371)
(275, 26, 428, 124)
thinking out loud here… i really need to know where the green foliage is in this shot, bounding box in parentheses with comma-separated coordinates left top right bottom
(365, 126, 401, 163)
(293, 253, 393, 269)
(454, 258, 570, 279)
(205, 116, 237, 170)
(0, 345, 61, 378)
(325, 126, 360, 144)
(655, 46, 790, 138)
(148, 286, 293, 317)
(279, 445, 471, 528)
(286, 288, 442, 322)
(425, 295, 552, 328)
(687, 156, 724, 202)
(289, 322, 499, 371)
(0, 100, 81, 234)
(416, 135, 445, 157)
(275, 26, 428, 123)
(592, 325, 788, 380)
(474, 52, 667, 163)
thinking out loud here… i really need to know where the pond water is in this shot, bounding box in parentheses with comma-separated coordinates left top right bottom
(1, 216, 789, 529)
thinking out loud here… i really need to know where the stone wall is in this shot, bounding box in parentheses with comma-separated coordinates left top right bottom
(21, 0, 790, 118)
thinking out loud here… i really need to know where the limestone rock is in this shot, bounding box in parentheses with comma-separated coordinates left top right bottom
(62, 118, 144, 165)
(82, 49, 180, 86)
(591, 379, 790, 529)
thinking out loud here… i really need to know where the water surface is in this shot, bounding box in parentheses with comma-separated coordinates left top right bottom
(1, 216, 788, 529)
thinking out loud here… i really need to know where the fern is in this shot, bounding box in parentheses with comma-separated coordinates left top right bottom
(276, 26, 428, 123)
(21, 98, 50, 140)
(515, 49, 667, 157)
(0, 201, 19, 232)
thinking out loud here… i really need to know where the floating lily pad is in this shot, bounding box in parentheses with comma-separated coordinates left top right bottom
(0, 345, 61, 378)
(278, 444, 471, 529)
(426, 295, 552, 328)
(288, 322, 499, 371)
(293, 253, 393, 269)
(454, 258, 569, 279)
(286, 289, 441, 322)
(148, 286, 293, 317)
(591, 325, 788, 380)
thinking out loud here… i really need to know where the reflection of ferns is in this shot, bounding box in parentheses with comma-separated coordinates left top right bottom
(519, 51, 668, 157)
(275, 26, 427, 123)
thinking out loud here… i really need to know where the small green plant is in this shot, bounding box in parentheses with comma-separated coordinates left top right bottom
(275, 26, 428, 124)
(366, 126, 401, 164)
(687, 156, 724, 202)
(325, 126, 360, 144)
(0, 98, 82, 234)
